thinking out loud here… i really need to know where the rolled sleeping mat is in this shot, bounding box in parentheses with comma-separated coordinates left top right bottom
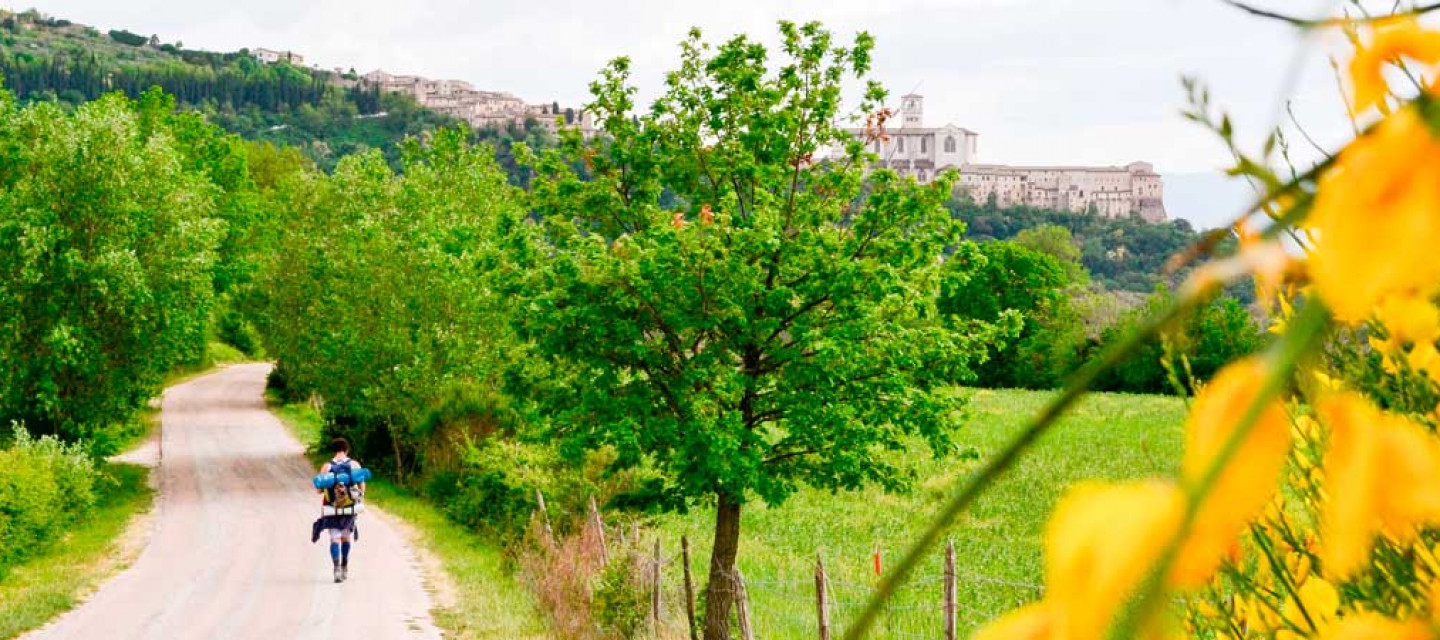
(322, 503, 367, 516)
(335, 472, 351, 485)
(313, 472, 337, 490)
(349, 468, 372, 484)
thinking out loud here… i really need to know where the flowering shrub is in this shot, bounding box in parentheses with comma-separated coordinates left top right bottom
(850, 8, 1440, 640)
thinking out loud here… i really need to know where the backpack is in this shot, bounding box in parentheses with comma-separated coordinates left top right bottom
(323, 459, 358, 511)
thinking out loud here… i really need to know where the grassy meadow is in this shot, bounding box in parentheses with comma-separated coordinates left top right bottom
(651, 387, 1186, 639)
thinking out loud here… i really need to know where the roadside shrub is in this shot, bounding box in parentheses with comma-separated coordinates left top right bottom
(1093, 289, 1267, 395)
(591, 559, 646, 639)
(217, 307, 263, 357)
(264, 364, 304, 405)
(0, 426, 99, 578)
(425, 438, 585, 541)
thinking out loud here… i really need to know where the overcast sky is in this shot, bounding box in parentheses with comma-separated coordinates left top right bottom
(15, 0, 1398, 177)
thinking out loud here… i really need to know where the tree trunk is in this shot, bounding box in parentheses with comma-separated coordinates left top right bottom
(703, 491, 742, 640)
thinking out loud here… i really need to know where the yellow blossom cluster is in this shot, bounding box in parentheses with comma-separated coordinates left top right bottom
(971, 16, 1440, 640)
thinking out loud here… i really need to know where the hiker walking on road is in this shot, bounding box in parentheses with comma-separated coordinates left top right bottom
(317, 437, 365, 583)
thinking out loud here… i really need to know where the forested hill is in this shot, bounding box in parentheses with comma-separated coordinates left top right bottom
(0, 9, 553, 173)
(948, 198, 1212, 293)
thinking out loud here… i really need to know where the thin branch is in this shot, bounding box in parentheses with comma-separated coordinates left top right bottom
(1285, 100, 1332, 159)
(763, 447, 817, 465)
(1220, 0, 1440, 26)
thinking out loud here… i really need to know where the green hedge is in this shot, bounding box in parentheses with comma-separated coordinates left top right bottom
(0, 427, 99, 578)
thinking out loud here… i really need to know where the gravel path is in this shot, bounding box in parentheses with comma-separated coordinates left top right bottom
(23, 363, 442, 640)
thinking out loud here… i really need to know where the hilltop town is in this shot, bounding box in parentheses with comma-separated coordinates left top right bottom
(835, 93, 1166, 221)
(247, 47, 1163, 221)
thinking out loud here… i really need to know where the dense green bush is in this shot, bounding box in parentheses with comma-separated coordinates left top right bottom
(592, 561, 646, 639)
(940, 240, 1082, 389)
(0, 427, 99, 578)
(1094, 289, 1268, 394)
(216, 304, 263, 357)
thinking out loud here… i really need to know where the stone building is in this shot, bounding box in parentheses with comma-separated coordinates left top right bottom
(834, 93, 1166, 221)
(361, 69, 594, 136)
(252, 48, 303, 65)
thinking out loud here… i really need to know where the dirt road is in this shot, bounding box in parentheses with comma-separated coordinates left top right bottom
(24, 363, 443, 640)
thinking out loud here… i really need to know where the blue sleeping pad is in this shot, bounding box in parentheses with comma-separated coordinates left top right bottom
(312, 466, 372, 489)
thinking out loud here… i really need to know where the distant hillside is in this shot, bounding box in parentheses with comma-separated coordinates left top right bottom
(0, 9, 553, 174)
(949, 198, 1212, 294)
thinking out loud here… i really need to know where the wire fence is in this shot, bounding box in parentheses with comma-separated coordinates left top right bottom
(532, 495, 1045, 640)
(629, 539, 1043, 640)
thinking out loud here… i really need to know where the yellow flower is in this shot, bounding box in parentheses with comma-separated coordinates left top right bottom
(1173, 358, 1292, 587)
(1377, 292, 1440, 345)
(1046, 481, 1183, 639)
(1408, 342, 1440, 385)
(1281, 576, 1340, 633)
(1307, 107, 1440, 324)
(970, 603, 1052, 640)
(1319, 612, 1431, 640)
(971, 481, 1183, 640)
(1319, 392, 1440, 579)
(1349, 18, 1440, 114)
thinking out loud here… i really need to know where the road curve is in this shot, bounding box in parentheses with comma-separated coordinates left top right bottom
(24, 363, 443, 640)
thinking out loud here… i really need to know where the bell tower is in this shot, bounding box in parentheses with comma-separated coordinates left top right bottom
(901, 93, 924, 128)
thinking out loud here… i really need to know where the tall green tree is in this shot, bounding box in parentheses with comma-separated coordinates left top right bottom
(514, 23, 996, 638)
(940, 241, 1083, 389)
(254, 128, 526, 470)
(0, 90, 222, 445)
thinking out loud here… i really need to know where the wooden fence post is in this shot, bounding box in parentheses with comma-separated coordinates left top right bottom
(944, 540, 957, 640)
(682, 536, 698, 640)
(816, 553, 831, 640)
(652, 538, 663, 635)
(734, 569, 754, 640)
(589, 495, 609, 566)
(536, 489, 554, 546)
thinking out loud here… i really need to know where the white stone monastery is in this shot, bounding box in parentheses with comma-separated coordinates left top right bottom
(836, 94, 1166, 221)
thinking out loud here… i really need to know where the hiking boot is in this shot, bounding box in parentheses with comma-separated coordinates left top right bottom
(340, 565, 349, 582)
(333, 566, 343, 583)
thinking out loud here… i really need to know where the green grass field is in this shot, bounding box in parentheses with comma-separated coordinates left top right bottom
(0, 463, 154, 640)
(651, 387, 1186, 639)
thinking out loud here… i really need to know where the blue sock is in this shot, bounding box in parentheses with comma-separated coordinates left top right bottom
(341, 541, 351, 566)
(329, 542, 340, 565)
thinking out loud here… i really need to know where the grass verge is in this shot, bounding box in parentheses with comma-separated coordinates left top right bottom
(652, 387, 1186, 639)
(367, 480, 549, 639)
(0, 463, 154, 640)
(267, 397, 548, 638)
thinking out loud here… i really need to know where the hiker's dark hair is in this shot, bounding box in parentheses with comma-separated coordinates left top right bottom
(330, 437, 350, 454)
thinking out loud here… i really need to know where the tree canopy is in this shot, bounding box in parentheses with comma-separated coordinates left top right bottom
(512, 22, 998, 638)
(0, 90, 223, 447)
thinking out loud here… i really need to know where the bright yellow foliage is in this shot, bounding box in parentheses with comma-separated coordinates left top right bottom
(1306, 107, 1440, 324)
(1175, 358, 1291, 587)
(1349, 18, 1440, 114)
(1318, 392, 1440, 579)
